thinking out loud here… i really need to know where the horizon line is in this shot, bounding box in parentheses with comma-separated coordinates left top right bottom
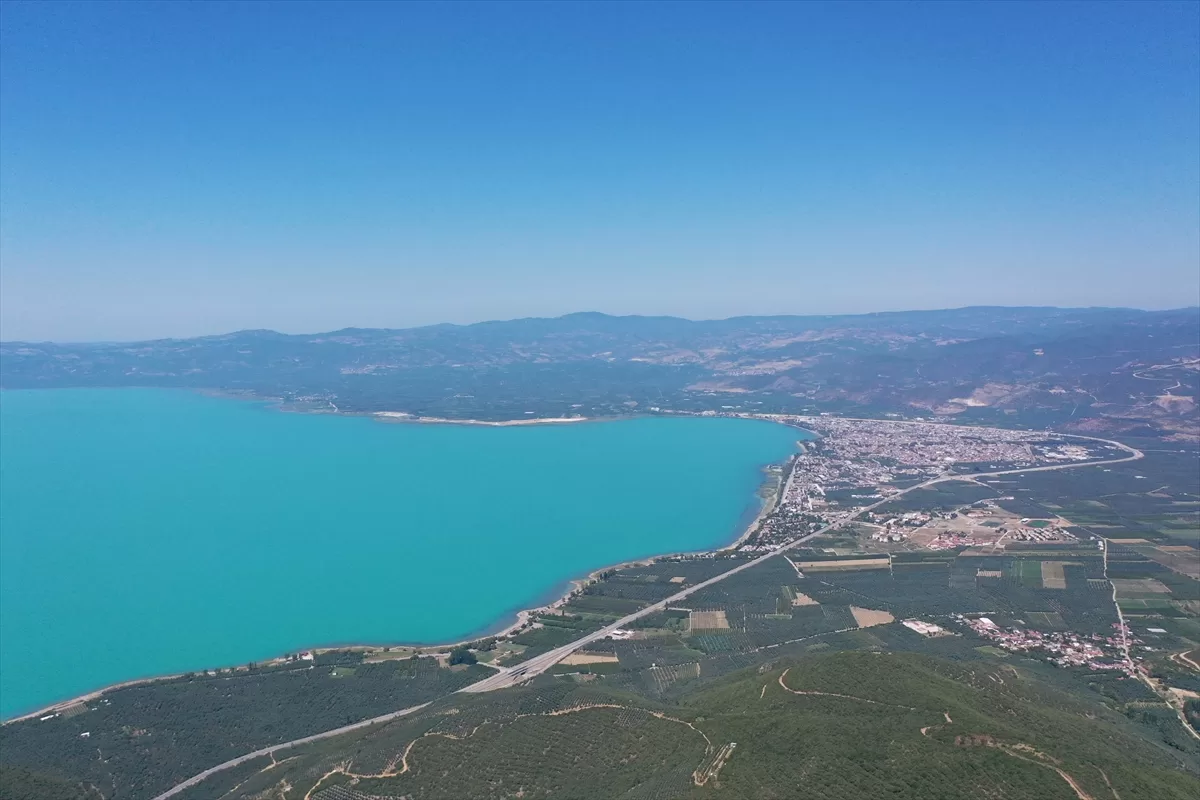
(3, 303, 1198, 347)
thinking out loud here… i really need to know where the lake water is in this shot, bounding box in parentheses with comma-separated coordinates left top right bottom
(0, 389, 805, 718)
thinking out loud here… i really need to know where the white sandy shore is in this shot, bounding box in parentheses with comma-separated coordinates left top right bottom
(3, 672, 193, 726)
(373, 412, 588, 426)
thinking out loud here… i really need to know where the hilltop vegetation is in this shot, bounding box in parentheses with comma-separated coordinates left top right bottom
(0, 766, 104, 800)
(3, 307, 1196, 437)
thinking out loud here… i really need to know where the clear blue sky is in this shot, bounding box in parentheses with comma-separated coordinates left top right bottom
(1, 0, 1197, 341)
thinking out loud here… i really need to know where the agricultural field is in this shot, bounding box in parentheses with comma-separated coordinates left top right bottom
(1112, 578, 1174, 596)
(688, 610, 731, 631)
(1119, 598, 1178, 614)
(1136, 544, 1200, 580)
(1007, 558, 1046, 587)
(849, 607, 894, 627)
(1105, 543, 1200, 624)
(979, 445, 1198, 555)
(560, 524, 1194, 723)
(1023, 611, 1068, 630)
(794, 555, 890, 570)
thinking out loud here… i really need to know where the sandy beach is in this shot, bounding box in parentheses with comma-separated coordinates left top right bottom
(373, 412, 589, 426)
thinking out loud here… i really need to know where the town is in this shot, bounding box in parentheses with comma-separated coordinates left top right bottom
(736, 415, 1115, 552)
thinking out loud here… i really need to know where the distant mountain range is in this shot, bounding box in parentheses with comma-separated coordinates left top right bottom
(3, 306, 1198, 438)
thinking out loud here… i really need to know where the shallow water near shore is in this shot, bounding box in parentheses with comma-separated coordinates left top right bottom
(0, 389, 806, 717)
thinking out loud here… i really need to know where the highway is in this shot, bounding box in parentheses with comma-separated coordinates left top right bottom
(152, 702, 431, 800)
(461, 433, 1143, 692)
(153, 433, 1142, 797)
(459, 477, 946, 692)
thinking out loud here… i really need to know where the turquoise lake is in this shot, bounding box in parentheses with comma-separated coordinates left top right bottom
(0, 389, 805, 718)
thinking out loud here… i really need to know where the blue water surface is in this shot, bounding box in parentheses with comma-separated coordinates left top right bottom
(0, 389, 805, 717)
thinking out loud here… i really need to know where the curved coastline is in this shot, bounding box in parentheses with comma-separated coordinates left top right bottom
(2, 426, 806, 726)
(372, 411, 591, 426)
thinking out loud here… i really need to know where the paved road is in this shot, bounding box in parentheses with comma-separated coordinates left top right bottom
(459, 477, 944, 692)
(153, 433, 1142, 796)
(152, 703, 430, 800)
(462, 434, 1143, 692)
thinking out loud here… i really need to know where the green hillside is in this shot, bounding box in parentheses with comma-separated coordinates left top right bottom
(177, 651, 1199, 800)
(0, 766, 104, 800)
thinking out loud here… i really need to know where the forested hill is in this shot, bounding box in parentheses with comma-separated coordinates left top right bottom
(3, 306, 1197, 438)
(8, 650, 1195, 800)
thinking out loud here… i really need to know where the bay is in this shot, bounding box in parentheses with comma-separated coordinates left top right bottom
(0, 388, 805, 718)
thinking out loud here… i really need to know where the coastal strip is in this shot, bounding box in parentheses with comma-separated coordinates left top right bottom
(2, 671, 195, 726)
(725, 451, 801, 550)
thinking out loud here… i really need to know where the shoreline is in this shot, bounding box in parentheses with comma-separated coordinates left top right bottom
(372, 412, 590, 426)
(2, 437, 806, 726)
(725, 454, 793, 550)
(193, 389, 597, 428)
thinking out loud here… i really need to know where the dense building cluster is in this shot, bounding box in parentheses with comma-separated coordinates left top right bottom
(738, 416, 1106, 551)
(788, 416, 1063, 467)
(958, 615, 1137, 675)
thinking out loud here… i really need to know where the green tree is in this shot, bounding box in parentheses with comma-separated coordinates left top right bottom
(448, 646, 477, 666)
